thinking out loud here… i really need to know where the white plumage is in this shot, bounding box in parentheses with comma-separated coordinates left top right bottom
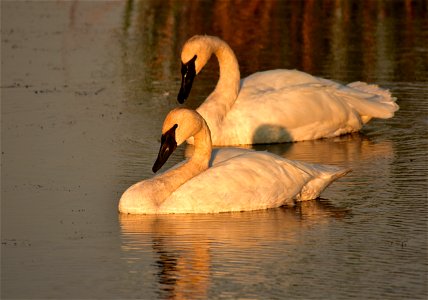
(179, 35, 399, 146)
(118, 108, 350, 214)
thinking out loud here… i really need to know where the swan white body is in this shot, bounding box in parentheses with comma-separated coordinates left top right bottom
(179, 35, 399, 146)
(118, 108, 350, 214)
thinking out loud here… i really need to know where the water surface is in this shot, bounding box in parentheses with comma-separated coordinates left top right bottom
(2, 1, 427, 299)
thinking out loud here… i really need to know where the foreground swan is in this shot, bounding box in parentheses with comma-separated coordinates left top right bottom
(178, 35, 399, 145)
(118, 108, 350, 214)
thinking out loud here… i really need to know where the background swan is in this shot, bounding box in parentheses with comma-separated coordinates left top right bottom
(178, 35, 399, 146)
(119, 108, 350, 214)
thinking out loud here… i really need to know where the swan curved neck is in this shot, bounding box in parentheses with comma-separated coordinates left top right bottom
(190, 122, 212, 168)
(212, 39, 240, 99)
(197, 37, 240, 126)
(154, 122, 212, 206)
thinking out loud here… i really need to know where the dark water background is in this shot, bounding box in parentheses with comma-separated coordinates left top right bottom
(2, 1, 427, 299)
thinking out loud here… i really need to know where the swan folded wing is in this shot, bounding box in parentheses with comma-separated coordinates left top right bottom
(249, 152, 351, 200)
(340, 82, 399, 120)
(158, 152, 331, 214)
(223, 85, 364, 143)
(248, 71, 399, 118)
(240, 69, 323, 90)
(222, 75, 397, 144)
(284, 160, 351, 200)
(316, 78, 398, 119)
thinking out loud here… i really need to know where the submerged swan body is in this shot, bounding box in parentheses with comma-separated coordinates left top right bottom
(118, 108, 350, 214)
(178, 35, 399, 146)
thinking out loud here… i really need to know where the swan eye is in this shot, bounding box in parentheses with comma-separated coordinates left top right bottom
(161, 124, 178, 144)
(181, 55, 197, 76)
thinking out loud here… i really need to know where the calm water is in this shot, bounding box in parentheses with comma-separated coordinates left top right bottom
(2, 1, 427, 299)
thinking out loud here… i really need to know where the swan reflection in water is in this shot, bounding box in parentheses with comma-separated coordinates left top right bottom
(119, 201, 349, 299)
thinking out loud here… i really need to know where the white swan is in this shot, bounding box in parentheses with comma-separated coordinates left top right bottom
(178, 35, 399, 146)
(118, 108, 350, 214)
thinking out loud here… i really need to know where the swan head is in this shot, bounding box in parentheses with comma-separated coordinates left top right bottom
(178, 35, 216, 103)
(181, 35, 214, 74)
(152, 108, 205, 172)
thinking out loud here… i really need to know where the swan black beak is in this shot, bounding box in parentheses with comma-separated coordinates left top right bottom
(177, 55, 197, 104)
(152, 124, 178, 173)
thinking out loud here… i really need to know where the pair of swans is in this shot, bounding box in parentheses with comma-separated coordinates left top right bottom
(119, 35, 398, 214)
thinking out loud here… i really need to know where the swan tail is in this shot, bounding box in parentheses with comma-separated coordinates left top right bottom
(297, 166, 351, 201)
(344, 81, 399, 122)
